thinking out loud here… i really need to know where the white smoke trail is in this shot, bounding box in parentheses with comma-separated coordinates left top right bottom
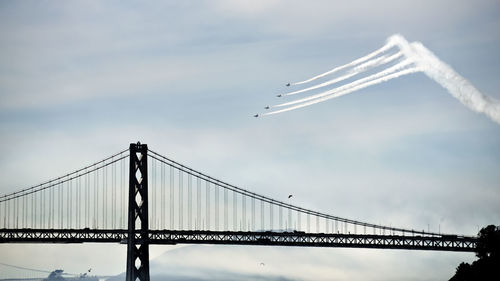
(283, 51, 403, 97)
(274, 58, 415, 108)
(292, 38, 398, 85)
(411, 42, 500, 124)
(263, 67, 422, 116)
(260, 34, 500, 124)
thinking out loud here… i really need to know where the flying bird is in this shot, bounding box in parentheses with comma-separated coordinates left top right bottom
(286, 83, 291, 86)
(288, 194, 293, 199)
(264, 106, 270, 110)
(254, 114, 259, 118)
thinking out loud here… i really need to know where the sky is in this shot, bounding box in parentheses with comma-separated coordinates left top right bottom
(1, 0, 500, 280)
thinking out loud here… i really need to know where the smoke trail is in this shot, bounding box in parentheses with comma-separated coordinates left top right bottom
(283, 51, 403, 97)
(263, 67, 422, 116)
(411, 42, 500, 124)
(274, 59, 415, 108)
(292, 38, 398, 85)
(260, 34, 500, 124)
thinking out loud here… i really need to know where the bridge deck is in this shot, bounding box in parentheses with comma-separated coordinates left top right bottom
(0, 229, 477, 252)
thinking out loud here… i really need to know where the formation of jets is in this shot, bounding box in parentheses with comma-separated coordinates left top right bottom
(253, 83, 289, 117)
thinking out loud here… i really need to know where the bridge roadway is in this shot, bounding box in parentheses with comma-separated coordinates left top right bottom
(0, 229, 477, 252)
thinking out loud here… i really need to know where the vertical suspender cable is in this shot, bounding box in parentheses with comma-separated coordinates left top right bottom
(205, 181, 210, 230)
(115, 158, 118, 229)
(242, 193, 246, 231)
(206, 181, 210, 230)
(170, 166, 174, 230)
(3, 199, 6, 228)
(162, 162, 166, 229)
(20, 194, 23, 228)
(68, 181, 72, 228)
(7, 200, 10, 228)
(151, 158, 155, 229)
(77, 175, 80, 228)
(39, 191, 41, 228)
(224, 187, 228, 231)
(197, 178, 201, 230)
(6, 200, 9, 228)
(260, 200, 264, 231)
(307, 213, 310, 233)
(214, 182, 219, 231)
(269, 202, 273, 231)
(103, 165, 106, 228)
(34, 191, 37, 228)
(120, 159, 124, 228)
(111, 158, 114, 229)
(75, 175, 78, 228)
(297, 211, 301, 231)
(45, 189, 48, 228)
(15, 197, 18, 228)
(60, 182, 63, 229)
(179, 170, 183, 230)
(251, 197, 255, 231)
(188, 174, 192, 230)
(85, 170, 89, 228)
(22, 194, 26, 228)
(58, 183, 61, 228)
(51, 184, 54, 228)
(96, 169, 99, 228)
(316, 215, 319, 233)
(279, 205, 282, 231)
(233, 191, 237, 231)
(288, 208, 292, 232)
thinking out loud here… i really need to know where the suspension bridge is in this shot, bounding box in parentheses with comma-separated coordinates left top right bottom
(0, 142, 477, 281)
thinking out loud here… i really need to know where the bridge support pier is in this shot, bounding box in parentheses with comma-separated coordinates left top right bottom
(126, 142, 150, 281)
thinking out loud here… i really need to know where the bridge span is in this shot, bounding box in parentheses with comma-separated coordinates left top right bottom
(0, 143, 478, 281)
(0, 228, 476, 252)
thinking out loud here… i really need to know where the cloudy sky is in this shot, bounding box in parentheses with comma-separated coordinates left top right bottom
(1, 0, 499, 280)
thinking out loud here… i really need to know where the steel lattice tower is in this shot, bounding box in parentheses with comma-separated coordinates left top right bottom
(126, 142, 150, 281)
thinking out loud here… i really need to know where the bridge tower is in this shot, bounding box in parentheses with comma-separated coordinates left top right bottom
(126, 142, 150, 281)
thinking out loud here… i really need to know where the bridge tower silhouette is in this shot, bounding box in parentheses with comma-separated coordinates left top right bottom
(126, 142, 149, 281)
